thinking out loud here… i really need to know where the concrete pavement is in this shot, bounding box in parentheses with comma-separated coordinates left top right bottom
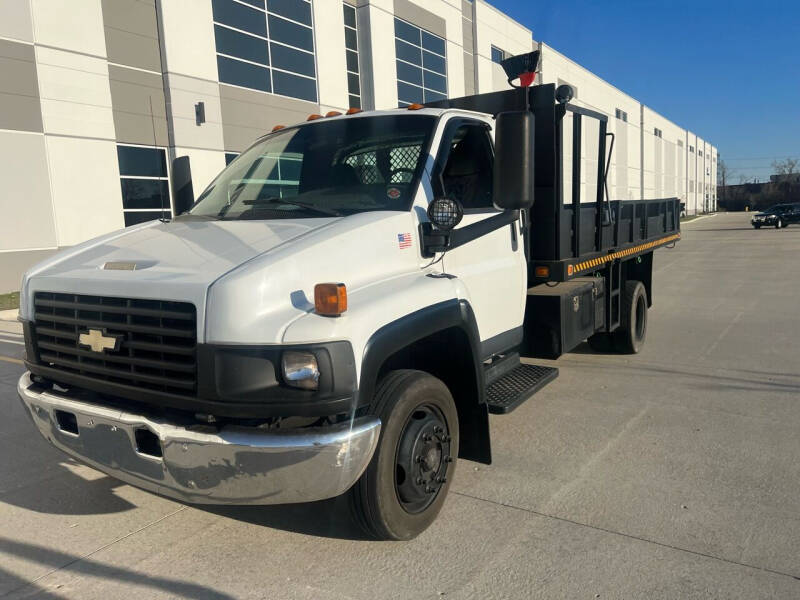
(1, 212, 799, 599)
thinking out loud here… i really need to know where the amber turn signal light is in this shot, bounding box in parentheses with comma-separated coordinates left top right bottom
(314, 283, 347, 316)
(406, 103, 425, 110)
(534, 266, 550, 278)
(272, 124, 285, 132)
(325, 111, 342, 117)
(307, 114, 323, 121)
(346, 107, 362, 114)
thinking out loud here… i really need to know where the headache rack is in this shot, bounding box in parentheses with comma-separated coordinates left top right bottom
(426, 84, 680, 283)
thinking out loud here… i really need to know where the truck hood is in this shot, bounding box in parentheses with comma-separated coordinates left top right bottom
(21, 217, 338, 321)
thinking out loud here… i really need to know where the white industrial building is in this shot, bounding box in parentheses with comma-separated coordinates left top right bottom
(0, 0, 716, 292)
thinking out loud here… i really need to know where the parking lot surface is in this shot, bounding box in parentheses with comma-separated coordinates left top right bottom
(1, 211, 799, 599)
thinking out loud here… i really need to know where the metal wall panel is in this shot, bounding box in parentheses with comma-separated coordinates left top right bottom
(108, 64, 168, 146)
(0, 40, 43, 132)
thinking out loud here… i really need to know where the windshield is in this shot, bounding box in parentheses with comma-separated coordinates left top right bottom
(189, 114, 436, 220)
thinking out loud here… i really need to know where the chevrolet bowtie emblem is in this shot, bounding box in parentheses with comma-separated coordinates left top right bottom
(78, 329, 122, 353)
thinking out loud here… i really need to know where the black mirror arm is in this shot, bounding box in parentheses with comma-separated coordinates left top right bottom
(420, 210, 519, 257)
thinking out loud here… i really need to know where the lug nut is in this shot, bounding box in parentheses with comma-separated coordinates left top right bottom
(445, 456, 453, 463)
(416, 477, 425, 485)
(437, 477, 446, 483)
(442, 435, 451, 442)
(415, 455, 422, 463)
(425, 487, 435, 494)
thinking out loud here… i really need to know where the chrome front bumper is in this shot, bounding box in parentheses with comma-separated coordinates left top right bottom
(17, 372, 380, 505)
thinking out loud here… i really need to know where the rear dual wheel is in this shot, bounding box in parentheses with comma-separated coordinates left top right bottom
(350, 370, 458, 541)
(587, 280, 648, 354)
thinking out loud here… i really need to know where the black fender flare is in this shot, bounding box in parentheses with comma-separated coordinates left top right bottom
(358, 299, 491, 464)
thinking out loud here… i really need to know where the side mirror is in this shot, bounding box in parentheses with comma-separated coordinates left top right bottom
(427, 197, 463, 231)
(171, 156, 195, 216)
(493, 111, 534, 210)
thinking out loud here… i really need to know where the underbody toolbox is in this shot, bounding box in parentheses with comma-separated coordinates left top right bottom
(523, 277, 605, 359)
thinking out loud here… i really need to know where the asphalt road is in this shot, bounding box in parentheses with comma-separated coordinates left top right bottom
(1, 211, 799, 599)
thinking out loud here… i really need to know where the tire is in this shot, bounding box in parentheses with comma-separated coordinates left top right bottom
(775, 218, 783, 229)
(753, 224, 761, 229)
(349, 369, 459, 540)
(614, 280, 648, 354)
(587, 332, 615, 352)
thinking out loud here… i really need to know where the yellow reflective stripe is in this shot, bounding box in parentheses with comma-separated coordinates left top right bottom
(570, 233, 681, 275)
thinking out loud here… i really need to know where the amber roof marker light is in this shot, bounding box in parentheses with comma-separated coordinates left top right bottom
(307, 113, 323, 121)
(407, 103, 425, 110)
(325, 111, 343, 117)
(271, 124, 285, 132)
(346, 107, 362, 115)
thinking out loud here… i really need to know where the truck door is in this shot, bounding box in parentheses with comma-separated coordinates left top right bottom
(432, 117, 527, 357)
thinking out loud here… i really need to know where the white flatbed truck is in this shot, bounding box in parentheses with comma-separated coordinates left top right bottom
(17, 53, 680, 539)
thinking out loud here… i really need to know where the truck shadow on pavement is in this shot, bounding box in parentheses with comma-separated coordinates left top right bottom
(0, 536, 236, 599)
(203, 495, 373, 541)
(0, 466, 138, 516)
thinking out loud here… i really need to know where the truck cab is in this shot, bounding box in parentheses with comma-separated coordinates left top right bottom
(17, 64, 680, 540)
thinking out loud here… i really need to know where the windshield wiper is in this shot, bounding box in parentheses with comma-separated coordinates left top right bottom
(241, 197, 342, 217)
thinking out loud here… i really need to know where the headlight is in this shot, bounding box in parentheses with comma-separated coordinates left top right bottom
(282, 351, 320, 390)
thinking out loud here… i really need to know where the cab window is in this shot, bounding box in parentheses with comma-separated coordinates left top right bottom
(440, 122, 495, 210)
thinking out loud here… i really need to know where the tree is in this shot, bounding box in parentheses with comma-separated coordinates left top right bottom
(717, 158, 730, 205)
(772, 157, 798, 176)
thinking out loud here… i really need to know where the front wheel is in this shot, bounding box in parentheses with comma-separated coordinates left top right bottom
(776, 218, 783, 229)
(350, 370, 459, 540)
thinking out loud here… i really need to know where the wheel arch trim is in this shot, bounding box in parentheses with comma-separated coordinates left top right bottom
(358, 299, 491, 464)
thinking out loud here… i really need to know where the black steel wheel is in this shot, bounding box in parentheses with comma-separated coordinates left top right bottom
(349, 370, 458, 540)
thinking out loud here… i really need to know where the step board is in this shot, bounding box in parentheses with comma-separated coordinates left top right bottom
(485, 364, 559, 414)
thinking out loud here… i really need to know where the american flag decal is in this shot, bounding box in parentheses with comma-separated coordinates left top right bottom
(397, 232, 412, 249)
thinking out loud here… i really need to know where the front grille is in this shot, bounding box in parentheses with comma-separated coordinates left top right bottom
(32, 292, 197, 396)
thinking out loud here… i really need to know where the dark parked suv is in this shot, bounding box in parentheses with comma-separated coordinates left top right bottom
(751, 204, 800, 229)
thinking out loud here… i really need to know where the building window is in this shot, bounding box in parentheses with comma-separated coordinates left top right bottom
(615, 108, 627, 122)
(689, 145, 695, 153)
(394, 17, 447, 106)
(491, 46, 506, 64)
(343, 3, 361, 109)
(117, 144, 170, 226)
(654, 128, 662, 138)
(225, 152, 239, 165)
(678, 139, 684, 147)
(212, 0, 318, 103)
(698, 149, 703, 157)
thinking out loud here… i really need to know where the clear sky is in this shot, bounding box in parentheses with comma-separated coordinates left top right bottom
(488, 0, 800, 183)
